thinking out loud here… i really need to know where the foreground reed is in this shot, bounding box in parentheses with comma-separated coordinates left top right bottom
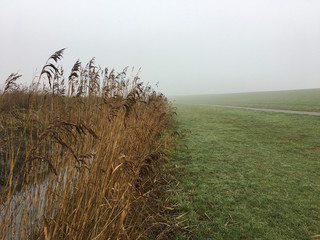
(0, 49, 175, 239)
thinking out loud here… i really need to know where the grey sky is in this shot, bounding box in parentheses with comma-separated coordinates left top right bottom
(1, 0, 320, 95)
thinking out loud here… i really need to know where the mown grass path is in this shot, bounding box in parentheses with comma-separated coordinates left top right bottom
(197, 104, 320, 116)
(172, 104, 320, 239)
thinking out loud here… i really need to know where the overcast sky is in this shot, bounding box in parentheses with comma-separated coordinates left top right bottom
(1, 0, 320, 96)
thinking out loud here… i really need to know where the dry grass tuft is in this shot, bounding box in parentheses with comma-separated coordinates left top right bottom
(0, 49, 176, 239)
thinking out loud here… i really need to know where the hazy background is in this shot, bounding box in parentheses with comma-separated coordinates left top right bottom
(1, 0, 320, 96)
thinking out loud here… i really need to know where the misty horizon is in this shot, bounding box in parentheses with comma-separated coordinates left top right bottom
(168, 87, 320, 97)
(1, 0, 320, 96)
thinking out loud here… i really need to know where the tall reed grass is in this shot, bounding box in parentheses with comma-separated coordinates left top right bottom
(0, 49, 175, 239)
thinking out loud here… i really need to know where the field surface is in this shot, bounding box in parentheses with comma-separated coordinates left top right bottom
(171, 88, 320, 112)
(171, 104, 320, 239)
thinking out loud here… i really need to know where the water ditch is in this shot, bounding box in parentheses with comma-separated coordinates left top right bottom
(0, 147, 95, 239)
(0, 165, 69, 239)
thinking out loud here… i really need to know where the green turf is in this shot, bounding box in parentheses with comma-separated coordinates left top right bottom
(171, 88, 320, 112)
(171, 104, 320, 239)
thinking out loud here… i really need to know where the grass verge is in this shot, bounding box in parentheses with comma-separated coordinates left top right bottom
(171, 104, 320, 239)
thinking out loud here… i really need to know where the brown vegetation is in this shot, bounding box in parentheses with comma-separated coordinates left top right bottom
(0, 49, 176, 239)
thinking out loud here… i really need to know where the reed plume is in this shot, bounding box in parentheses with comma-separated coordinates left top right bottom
(0, 49, 176, 239)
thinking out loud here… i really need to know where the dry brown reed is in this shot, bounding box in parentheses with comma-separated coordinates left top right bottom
(0, 49, 175, 239)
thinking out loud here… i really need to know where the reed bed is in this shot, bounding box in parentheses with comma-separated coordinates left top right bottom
(0, 49, 175, 239)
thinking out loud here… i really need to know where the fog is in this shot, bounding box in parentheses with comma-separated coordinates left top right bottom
(1, 0, 320, 96)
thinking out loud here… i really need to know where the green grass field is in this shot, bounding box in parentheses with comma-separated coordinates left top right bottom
(171, 104, 320, 239)
(171, 88, 320, 112)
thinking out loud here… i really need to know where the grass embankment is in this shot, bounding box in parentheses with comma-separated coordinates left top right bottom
(172, 88, 320, 112)
(0, 49, 175, 239)
(172, 104, 320, 239)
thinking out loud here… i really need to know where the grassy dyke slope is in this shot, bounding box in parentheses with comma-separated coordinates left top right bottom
(171, 88, 320, 112)
(172, 104, 320, 239)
